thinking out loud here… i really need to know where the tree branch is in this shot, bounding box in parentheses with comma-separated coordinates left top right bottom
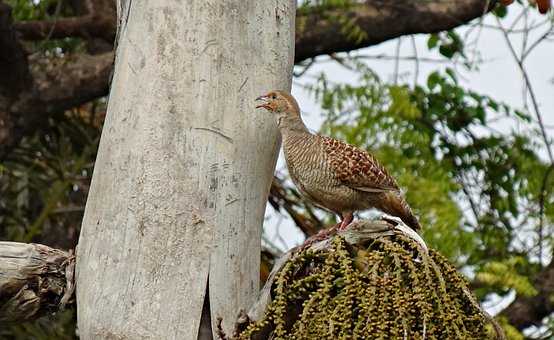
(501, 258, 554, 330)
(0, 242, 75, 323)
(0, 51, 113, 157)
(0, 1, 30, 95)
(0, 0, 32, 152)
(0, 1, 114, 157)
(13, 0, 116, 42)
(295, 0, 499, 63)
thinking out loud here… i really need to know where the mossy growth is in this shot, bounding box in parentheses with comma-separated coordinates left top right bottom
(236, 235, 503, 339)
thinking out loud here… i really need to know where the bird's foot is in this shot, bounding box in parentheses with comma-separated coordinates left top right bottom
(337, 213, 354, 231)
(337, 221, 350, 231)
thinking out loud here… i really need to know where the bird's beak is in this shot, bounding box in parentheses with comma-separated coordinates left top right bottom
(255, 94, 271, 110)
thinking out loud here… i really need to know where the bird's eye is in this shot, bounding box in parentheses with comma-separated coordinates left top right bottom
(271, 95, 276, 99)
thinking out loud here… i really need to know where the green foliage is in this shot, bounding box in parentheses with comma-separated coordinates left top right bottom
(297, 0, 367, 44)
(1, 109, 100, 248)
(493, 4, 509, 18)
(496, 317, 525, 340)
(0, 310, 77, 340)
(7, 0, 63, 21)
(427, 31, 465, 59)
(476, 257, 538, 297)
(0, 108, 101, 339)
(0, 2, 96, 338)
(297, 0, 356, 14)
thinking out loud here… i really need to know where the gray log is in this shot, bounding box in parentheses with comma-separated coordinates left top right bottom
(76, 1, 295, 339)
(0, 242, 75, 324)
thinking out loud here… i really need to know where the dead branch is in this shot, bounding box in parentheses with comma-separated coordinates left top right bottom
(0, 242, 75, 324)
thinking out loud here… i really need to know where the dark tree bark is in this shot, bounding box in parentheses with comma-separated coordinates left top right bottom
(501, 259, 554, 329)
(295, 0, 498, 62)
(0, 50, 113, 157)
(13, 0, 116, 42)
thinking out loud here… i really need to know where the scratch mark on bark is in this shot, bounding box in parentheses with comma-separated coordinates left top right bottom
(128, 61, 137, 74)
(124, 0, 133, 31)
(200, 39, 217, 55)
(225, 198, 238, 206)
(191, 213, 204, 226)
(115, 0, 134, 47)
(126, 37, 146, 70)
(238, 77, 248, 92)
(193, 127, 233, 143)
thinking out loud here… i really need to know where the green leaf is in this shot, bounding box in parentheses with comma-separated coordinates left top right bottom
(494, 4, 508, 18)
(445, 68, 458, 83)
(428, 34, 439, 49)
(427, 72, 441, 90)
(387, 86, 421, 119)
(476, 257, 538, 297)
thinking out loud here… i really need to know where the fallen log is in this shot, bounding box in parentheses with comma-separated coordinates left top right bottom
(0, 242, 75, 323)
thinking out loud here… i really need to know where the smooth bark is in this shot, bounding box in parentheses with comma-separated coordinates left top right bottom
(76, 1, 295, 339)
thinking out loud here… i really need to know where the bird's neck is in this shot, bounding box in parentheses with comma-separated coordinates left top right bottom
(280, 113, 314, 166)
(277, 111, 310, 137)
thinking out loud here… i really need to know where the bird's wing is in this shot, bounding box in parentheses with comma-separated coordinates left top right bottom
(319, 135, 399, 192)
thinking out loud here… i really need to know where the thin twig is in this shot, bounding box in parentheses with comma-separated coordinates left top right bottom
(538, 164, 554, 266)
(44, 0, 64, 43)
(470, 20, 549, 34)
(328, 53, 356, 71)
(509, 4, 530, 31)
(522, 24, 554, 60)
(496, 17, 554, 163)
(393, 37, 402, 85)
(293, 58, 316, 78)
(410, 35, 419, 87)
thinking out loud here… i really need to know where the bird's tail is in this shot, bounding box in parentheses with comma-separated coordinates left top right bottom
(378, 191, 421, 231)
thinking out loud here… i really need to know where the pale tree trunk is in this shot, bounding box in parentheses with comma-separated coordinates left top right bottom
(76, 1, 295, 339)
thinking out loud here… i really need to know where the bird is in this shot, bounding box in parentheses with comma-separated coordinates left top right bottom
(536, 0, 551, 14)
(256, 90, 421, 232)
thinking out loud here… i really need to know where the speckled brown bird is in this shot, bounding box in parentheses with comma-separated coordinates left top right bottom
(256, 90, 421, 231)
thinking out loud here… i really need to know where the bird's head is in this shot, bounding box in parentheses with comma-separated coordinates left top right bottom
(255, 90, 300, 115)
(255, 90, 305, 131)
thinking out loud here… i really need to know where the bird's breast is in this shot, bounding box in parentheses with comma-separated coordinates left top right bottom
(283, 134, 361, 213)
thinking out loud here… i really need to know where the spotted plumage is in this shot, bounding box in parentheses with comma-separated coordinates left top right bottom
(256, 90, 421, 231)
(320, 136, 399, 192)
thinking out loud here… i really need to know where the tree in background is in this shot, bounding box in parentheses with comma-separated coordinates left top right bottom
(0, 0, 553, 338)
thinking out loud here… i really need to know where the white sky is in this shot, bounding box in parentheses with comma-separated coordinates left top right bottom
(263, 5, 554, 253)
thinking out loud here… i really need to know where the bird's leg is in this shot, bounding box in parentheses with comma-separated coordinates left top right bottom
(337, 212, 354, 231)
(295, 214, 353, 252)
